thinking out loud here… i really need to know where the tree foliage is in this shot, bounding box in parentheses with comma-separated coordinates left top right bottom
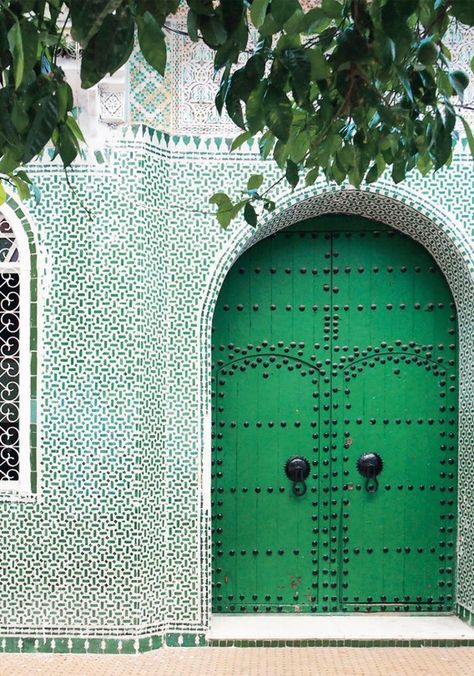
(0, 1, 472, 224)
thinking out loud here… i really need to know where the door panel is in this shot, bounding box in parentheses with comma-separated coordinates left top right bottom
(212, 216, 457, 614)
(213, 362, 319, 611)
(333, 229, 457, 611)
(212, 231, 329, 613)
(339, 362, 456, 607)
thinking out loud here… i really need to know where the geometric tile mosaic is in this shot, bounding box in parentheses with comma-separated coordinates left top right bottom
(0, 131, 472, 650)
(129, 22, 474, 134)
(0, 21, 473, 652)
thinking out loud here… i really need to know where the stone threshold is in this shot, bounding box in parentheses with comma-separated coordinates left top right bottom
(207, 614, 474, 647)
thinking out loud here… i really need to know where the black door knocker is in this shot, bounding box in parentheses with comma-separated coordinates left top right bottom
(285, 456, 310, 496)
(357, 452, 383, 493)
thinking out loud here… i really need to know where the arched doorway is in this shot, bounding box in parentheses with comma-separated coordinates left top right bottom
(211, 214, 457, 614)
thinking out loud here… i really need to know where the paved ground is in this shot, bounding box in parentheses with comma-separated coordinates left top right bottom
(1, 648, 474, 675)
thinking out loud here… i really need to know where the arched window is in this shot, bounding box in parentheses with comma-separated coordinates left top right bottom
(0, 207, 34, 494)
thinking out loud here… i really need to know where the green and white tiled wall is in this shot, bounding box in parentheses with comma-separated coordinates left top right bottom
(0, 130, 472, 652)
(0, 23, 472, 653)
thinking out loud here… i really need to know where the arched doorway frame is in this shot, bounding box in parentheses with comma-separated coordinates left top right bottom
(198, 184, 474, 628)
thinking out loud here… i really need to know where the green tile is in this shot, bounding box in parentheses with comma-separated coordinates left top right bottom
(119, 639, 136, 654)
(71, 639, 87, 654)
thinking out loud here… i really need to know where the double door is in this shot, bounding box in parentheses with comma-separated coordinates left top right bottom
(211, 215, 457, 613)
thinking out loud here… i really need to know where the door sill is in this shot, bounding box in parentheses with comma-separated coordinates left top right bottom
(207, 614, 474, 644)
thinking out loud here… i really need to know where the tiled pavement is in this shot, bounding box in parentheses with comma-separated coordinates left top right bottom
(1, 648, 474, 675)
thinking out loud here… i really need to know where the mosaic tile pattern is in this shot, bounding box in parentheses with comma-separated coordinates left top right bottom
(0, 162, 147, 632)
(160, 139, 474, 632)
(129, 48, 171, 131)
(0, 27, 472, 651)
(128, 20, 474, 134)
(0, 134, 471, 650)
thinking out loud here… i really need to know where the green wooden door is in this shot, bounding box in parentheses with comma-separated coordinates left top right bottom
(212, 215, 457, 614)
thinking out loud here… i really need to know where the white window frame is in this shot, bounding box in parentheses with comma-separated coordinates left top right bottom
(0, 203, 32, 494)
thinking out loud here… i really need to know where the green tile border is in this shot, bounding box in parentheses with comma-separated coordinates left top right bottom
(2, 629, 474, 653)
(0, 633, 205, 654)
(457, 604, 474, 626)
(207, 638, 474, 648)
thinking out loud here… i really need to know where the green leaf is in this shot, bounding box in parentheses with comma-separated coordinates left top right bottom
(57, 126, 79, 167)
(263, 85, 293, 142)
(225, 90, 245, 129)
(321, 0, 342, 19)
(215, 70, 230, 114)
(221, 0, 244, 32)
(214, 37, 239, 70)
(449, 70, 469, 102)
(22, 96, 58, 163)
(382, 0, 419, 28)
(460, 117, 474, 156)
(259, 130, 276, 159)
(303, 8, 331, 34)
(231, 130, 252, 151)
(246, 82, 266, 133)
(381, 0, 418, 57)
(273, 139, 289, 169)
(450, 0, 474, 25)
(398, 68, 415, 104)
(187, 10, 199, 41)
(365, 163, 379, 184)
(56, 82, 73, 121)
(20, 20, 38, 80)
(210, 192, 233, 208)
(210, 192, 234, 228)
(416, 153, 433, 177)
(285, 158, 300, 188)
(8, 22, 24, 89)
(392, 160, 407, 183)
(432, 113, 453, 170)
(308, 47, 331, 80)
(0, 149, 21, 175)
(199, 15, 228, 47)
(259, 12, 279, 37)
(247, 173, 264, 190)
(187, 0, 215, 16)
(70, 0, 125, 46)
(287, 128, 309, 164)
(81, 7, 135, 88)
(250, 0, 270, 28)
(213, 196, 247, 229)
(305, 166, 319, 185)
(244, 201, 257, 227)
(333, 27, 369, 65)
(0, 181, 6, 205)
(66, 115, 86, 144)
(271, 0, 301, 27)
(137, 12, 167, 76)
(12, 175, 31, 201)
(11, 97, 29, 133)
(282, 48, 311, 106)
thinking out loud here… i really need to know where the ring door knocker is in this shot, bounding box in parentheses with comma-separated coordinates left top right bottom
(285, 456, 310, 496)
(357, 452, 384, 493)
